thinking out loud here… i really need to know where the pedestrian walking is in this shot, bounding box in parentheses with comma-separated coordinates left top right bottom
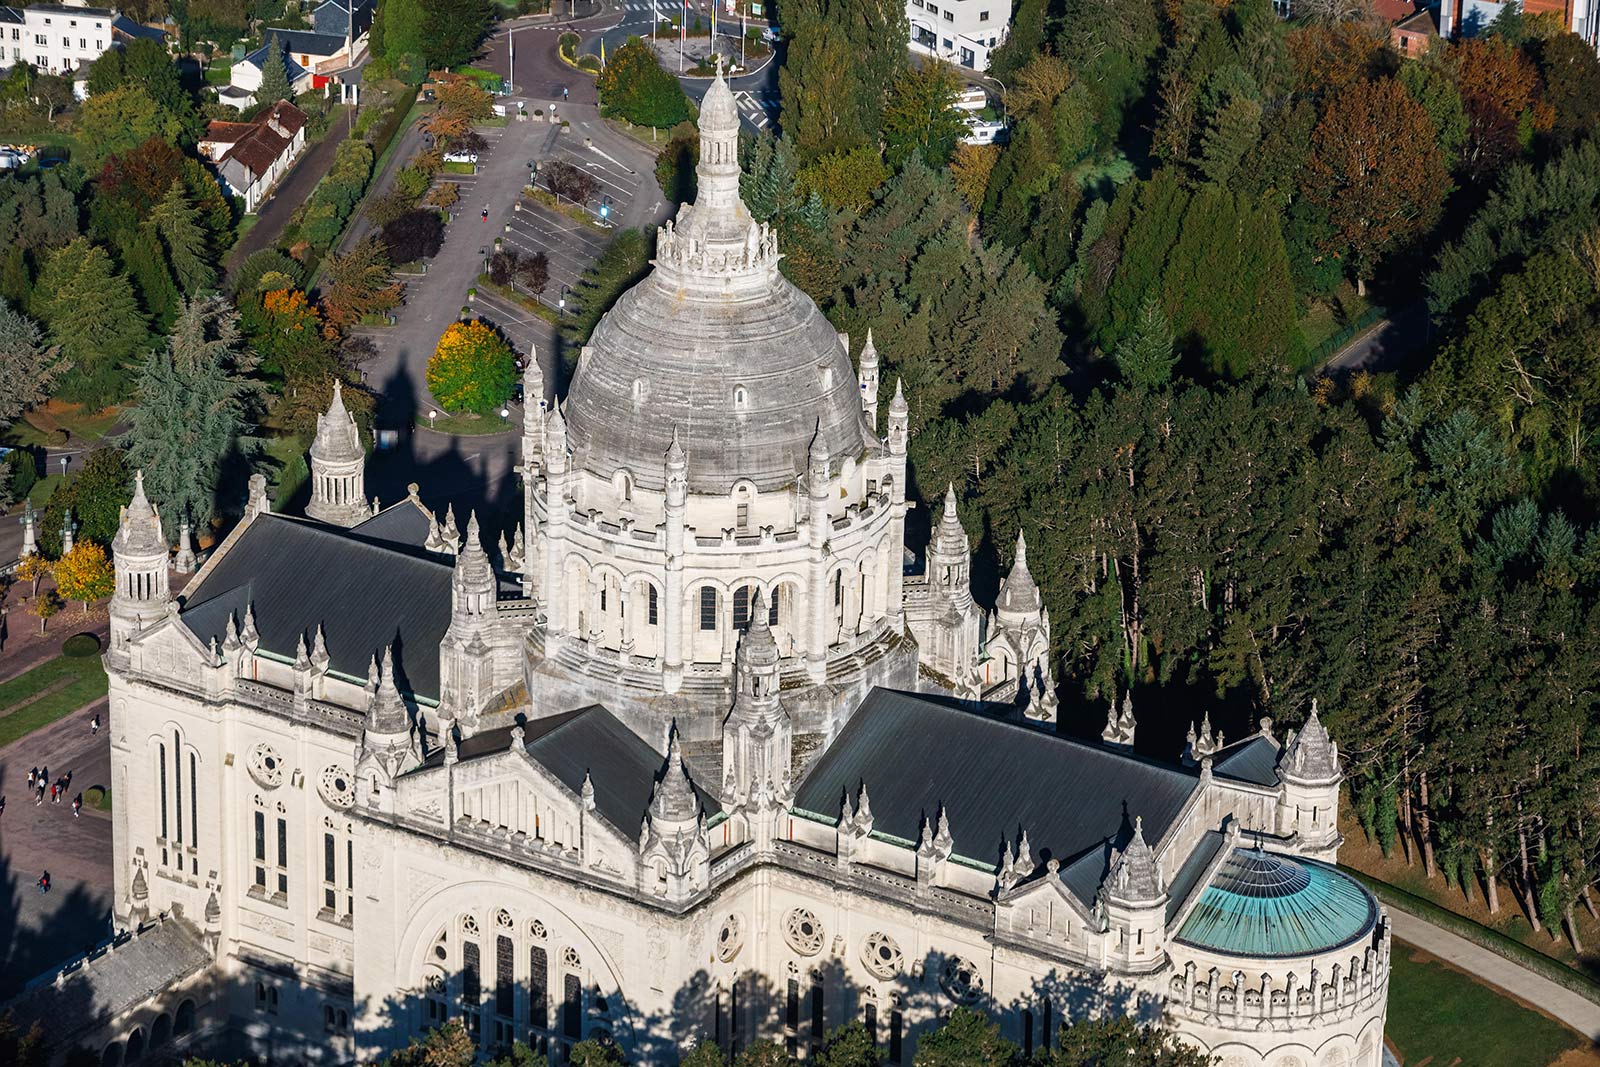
(51, 783, 59, 804)
(35, 784, 43, 805)
(39, 765, 47, 787)
(37, 871, 49, 894)
(27, 768, 35, 790)
(72, 794, 81, 818)
(90, 714, 99, 735)
(563, 85, 569, 101)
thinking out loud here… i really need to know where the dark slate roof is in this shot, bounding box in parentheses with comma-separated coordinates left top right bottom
(112, 14, 168, 40)
(424, 708, 721, 835)
(254, 27, 346, 57)
(1211, 735, 1281, 788)
(28, 3, 114, 15)
(2, 917, 211, 1039)
(313, 0, 372, 38)
(1165, 829, 1227, 924)
(243, 40, 311, 82)
(351, 498, 434, 550)
(0, 8, 24, 24)
(180, 514, 454, 700)
(795, 689, 1200, 871)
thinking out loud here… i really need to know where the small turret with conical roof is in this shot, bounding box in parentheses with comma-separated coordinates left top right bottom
(1100, 816, 1169, 969)
(858, 329, 880, 431)
(1277, 699, 1344, 857)
(438, 510, 499, 736)
(996, 529, 1043, 626)
(639, 727, 712, 902)
(110, 470, 170, 652)
(356, 646, 419, 806)
(929, 485, 974, 612)
(307, 379, 369, 527)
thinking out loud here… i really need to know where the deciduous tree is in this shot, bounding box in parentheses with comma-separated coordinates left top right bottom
(426, 320, 515, 414)
(1305, 77, 1447, 292)
(54, 542, 114, 616)
(321, 237, 401, 331)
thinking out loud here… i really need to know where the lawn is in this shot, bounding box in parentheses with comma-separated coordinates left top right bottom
(442, 160, 477, 174)
(6, 401, 122, 448)
(26, 473, 62, 509)
(416, 409, 517, 436)
(204, 61, 233, 84)
(0, 653, 107, 748)
(1386, 945, 1586, 1067)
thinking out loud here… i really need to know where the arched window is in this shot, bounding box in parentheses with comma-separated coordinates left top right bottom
(101, 1041, 123, 1067)
(174, 999, 196, 1036)
(734, 385, 749, 411)
(733, 482, 754, 529)
(124, 1028, 144, 1063)
(150, 1014, 171, 1048)
(632, 378, 648, 405)
(614, 469, 633, 503)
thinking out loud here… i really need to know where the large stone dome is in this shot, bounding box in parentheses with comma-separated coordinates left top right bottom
(562, 67, 871, 494)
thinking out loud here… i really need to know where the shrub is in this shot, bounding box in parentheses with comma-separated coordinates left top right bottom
(5, 448, 37, 500)
(655, 127, 698, 204)
(544, 159, 599, 204)
(559, 32, 580, 61)
(427, 320, 516, 414)
(367, 188, 417, 226)
(518, 251, 550, 295)
(426, 181, 461, 208)
(382, 209, 446, 264)
(62, 632, 102, 657)
(395, 165, 432, 202)
(84, 785, 110, 810)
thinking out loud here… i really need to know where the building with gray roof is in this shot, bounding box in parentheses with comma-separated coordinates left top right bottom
(88, 65, 1388, 1067)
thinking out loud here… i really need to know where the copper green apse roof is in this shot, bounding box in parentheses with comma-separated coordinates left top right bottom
(1175, 848, 1377, 958)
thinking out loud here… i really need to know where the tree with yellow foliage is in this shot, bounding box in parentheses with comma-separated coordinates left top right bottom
(426, 320, 516, 415)
(16, 554, 51, 597)
(54, 541, 115, 616)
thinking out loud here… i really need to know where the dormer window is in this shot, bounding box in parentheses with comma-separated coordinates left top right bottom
(614, 469, 633, 502)
(632, 378, 647, 407)
(733, 385, 749, 411)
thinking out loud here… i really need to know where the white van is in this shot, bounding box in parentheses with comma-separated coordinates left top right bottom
(960, 117, 1007, 145)
(953, 85, 988, 112)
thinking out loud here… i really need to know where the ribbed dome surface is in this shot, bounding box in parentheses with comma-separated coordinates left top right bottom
(564, 271, 870, 492)
(1176, 848, 1376, 958)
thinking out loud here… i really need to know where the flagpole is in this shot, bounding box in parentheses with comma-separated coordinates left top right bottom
(680, 0, 686, 71)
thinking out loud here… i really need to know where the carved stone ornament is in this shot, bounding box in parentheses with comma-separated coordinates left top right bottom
(319, 764, 356, 808)
(939, 956, 983, 1004)
(247, 743, 285, 788)
(784, 908, 825, 957)
(715, 914, 744, 963)
(861, 931, 903, 979)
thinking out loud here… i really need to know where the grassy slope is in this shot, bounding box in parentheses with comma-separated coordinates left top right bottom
(0, 653, 107, 747)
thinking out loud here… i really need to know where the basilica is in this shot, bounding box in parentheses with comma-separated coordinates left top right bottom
(34, 68, 1387, 1067)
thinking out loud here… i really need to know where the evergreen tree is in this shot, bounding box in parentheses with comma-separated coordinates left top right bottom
(0, 296, 65, 427)
(125, 226, 182, 328)
(257, 33, 293, 104)
(33, 238, 149, 407)
(151, 180, 217, 295)
(778, 0, 908, 162)
(1198, 94, 1263, 187)
(1113, 293, 1177, 389)
(126, 296, 260, 538)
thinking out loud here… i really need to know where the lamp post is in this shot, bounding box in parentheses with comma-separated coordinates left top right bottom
(428, 409, 438, 431)
(558, 286, 568, 314)
(500, 407, 510, 424)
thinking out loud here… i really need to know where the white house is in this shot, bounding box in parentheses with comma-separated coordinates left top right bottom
(198, 98, 306, 213)
(0, 2, 165, 74)
(906, 0, 1009, 71)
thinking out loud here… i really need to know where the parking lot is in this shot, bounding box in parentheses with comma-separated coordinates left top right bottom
(501, 130, 645, 310)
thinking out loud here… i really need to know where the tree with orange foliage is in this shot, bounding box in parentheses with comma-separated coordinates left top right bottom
(1285, 22, 1388, 97)
(1305, 77, 1447, 294)
(54, 541, 114, 616)
(256, 287, 333, 383)
(1446, 36, 1552, 178)
(320, 238, 402, 332)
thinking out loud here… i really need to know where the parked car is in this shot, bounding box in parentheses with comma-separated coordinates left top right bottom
(960, 116, 1008, 146)
(761, 25, 782, 43)
(444, 151, 479, 164)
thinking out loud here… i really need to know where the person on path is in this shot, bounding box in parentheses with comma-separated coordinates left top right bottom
(563, 85, 569, 101)
(40, 765, 47, 787)
(72, 794, 81, 818)
(27, 768, 35, 791)
(37, 871, 49, 893)
(90, 714, 99, 735)
(35, 784, 43, 805)
(51, 783, 59, 804)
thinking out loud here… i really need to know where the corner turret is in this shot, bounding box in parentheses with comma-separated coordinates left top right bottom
(307, 380, 368, 527)
(1277, 699, 1343, 859)
(110, 471, 170, 653)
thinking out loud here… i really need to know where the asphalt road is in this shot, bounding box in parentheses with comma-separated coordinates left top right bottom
(225, 111, 355, 276)
(1322, 301, 1431, 378)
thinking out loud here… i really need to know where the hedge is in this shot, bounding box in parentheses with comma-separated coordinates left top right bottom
(1343, 866, 1600, 1006)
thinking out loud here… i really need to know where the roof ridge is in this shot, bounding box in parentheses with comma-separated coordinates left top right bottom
(850, 688, 1200, 783)
(252, 513, 456, 571)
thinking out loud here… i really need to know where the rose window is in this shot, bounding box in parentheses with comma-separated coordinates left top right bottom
(784, 909, 825, 957)
(247, 744, 284, 788)
(861, 932, 903, 979)
(716, 915, 744, 963)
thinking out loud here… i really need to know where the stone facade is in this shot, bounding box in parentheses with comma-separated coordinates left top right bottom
(91, 68, 1389, 1067)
